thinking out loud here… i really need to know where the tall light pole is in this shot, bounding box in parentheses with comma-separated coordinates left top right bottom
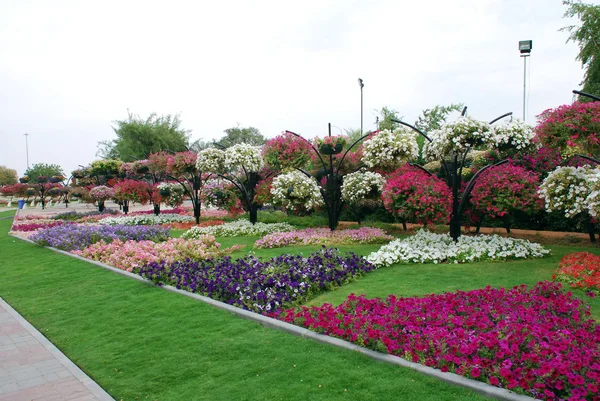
(24, 133, 30, 169)
(519, 40, 532, 122)
(358, 78, 364, 135)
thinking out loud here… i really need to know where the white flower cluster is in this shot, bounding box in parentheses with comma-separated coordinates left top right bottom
(225, 144, 264, 173)
(424, 117, 492, 160)
(196, 148, 226, 173)
(539, 166, 600, 218)
(270, 171, 324, 212)
(99, 214, 195, 226)
(341, 170, 385, 203)
(182, 219, 295, 238)
(362, 127, 419, 168)
(490, 119, 535, 151)
(157, 182, 185, 207)
(366, 230, 549, 267)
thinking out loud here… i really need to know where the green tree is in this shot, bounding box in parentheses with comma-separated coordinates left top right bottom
(0, 166, 18, 185)
(24, 163, 64, 182)
(562, 0, 600, 101)
(375, 107, 402, 131)
(188, 139, 213, 153)
(216, 125, 266, 148)
(414, 103, 465, 134)
(98, 112, 191, 161)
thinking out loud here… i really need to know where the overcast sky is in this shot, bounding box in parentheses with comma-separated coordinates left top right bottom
(0, 0, 592, 177)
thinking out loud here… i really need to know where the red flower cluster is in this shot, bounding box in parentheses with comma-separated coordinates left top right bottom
(554, 252, 600, 294)
(113, 179, 152, 204)
(273, 282, 600, 400)
(470, 164, 542, 218)
(381, 165, 451, 225)
(263, 132, 313, 171)
(12, 221, 65, 232)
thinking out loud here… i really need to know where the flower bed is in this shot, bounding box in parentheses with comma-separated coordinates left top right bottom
(52, 210, 119, 221)
(367, 230, 549, 267)
(11, 221, 65, 232)
(128, 207, 190, 216)
(99, 214, 195, 226)
(73, 236, 242, 272)
(139, 248, 375, 312)
(254, 227, 394, 249)
(553, 252, 600, 294)
(30, 224, 170, 251)
(272, 282, 599, 400)
(163, 220, 226, 230)
(182, 219, 295, 238)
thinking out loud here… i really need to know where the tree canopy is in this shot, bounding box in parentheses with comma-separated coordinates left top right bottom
(375, 107, 402, 132)
(98, 112, 191, 161)
(0, 166, 18, 185)
(563, 0, 600, 100)
(216, 125, 266, 148)
(24, 163, 64, 181)
(414, 103, 465, 134)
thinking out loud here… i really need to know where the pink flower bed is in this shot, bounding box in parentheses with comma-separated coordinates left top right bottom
(72, 236, 243, 272)
(272, 282, 600, 400)
(254, 227, 394, 249)
(11, 221, 65, 232)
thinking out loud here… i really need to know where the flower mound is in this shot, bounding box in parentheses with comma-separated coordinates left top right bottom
(424, 117, 492, 160)
(272, 282, 600, 400)
(30, 224, 170, 251)
(139, 248, 375, 312)
(73, 236, 242, 272)
(554, 252, 600, 294)
(341, 170, 385, 204)
(539, 166, 597, 218)
(182, 219, 295, 238)
(98, 214, 195, 226)
(270, 171, 324, 212)
(361, 128, 418, 169)
(367, 230, 549, 267)
(255, 227, 394, 249)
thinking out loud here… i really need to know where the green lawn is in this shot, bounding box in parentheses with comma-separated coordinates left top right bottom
(0, 210, 490, 401)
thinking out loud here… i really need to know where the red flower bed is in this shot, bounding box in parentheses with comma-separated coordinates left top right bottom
(272, 282, 600, 400)
(554, 252, 600, 294)
(11, 221, 65, 232)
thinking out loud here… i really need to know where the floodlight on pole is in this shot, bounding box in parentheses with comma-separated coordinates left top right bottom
(358, 78, 364, 136)
(519, 40, 532, 122)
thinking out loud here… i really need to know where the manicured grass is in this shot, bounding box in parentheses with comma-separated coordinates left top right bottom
(0, 210, 488, 401)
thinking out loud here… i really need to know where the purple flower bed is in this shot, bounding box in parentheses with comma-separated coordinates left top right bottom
(30, 224, 170, 251)
(138, 248, 375, 312)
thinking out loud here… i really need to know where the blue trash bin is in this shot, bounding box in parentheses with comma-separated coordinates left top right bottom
(17, 200, 26, 209)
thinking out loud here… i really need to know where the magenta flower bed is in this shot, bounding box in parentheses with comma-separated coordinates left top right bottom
(254, 227, 394, 249)
(11, 221, 64, 232)
(272, 282, 600, 400)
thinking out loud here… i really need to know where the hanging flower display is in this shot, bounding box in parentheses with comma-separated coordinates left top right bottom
(271, 171, 323, 212)
(361, 127, 418, 169)
(157, 182, 185, 207)
(490, 119, 535, 151)
(196, 148, 226, 173)
(89, 185, 115, 201)
(424, 117, 493, 160)
(340, 170, 385, 204)
(225, 144, 264, 172)
(538, 166, 598, 218)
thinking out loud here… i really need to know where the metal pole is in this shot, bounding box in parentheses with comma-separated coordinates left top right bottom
(522, 56, 527, 122)
(24, 133, 30, 169)
(360, 86, 363, 136)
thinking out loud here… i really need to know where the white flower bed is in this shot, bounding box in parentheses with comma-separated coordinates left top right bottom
(99, 214, 195, 226)
(362, 127, 418, 168)
(182, 219, 295, 238)
(366, 230, 549, 267)
(341, 170, 385, 203)
(271, 171, 324, 212)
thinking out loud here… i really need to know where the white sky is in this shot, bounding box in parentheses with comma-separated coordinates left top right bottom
(0, 0, 592, 177)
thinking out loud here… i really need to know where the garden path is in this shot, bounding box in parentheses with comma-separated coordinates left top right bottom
(0, 298, 114, 401)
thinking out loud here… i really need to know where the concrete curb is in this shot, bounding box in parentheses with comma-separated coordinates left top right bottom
(9, 231, 539, 401)
(0, 297, 115, 401)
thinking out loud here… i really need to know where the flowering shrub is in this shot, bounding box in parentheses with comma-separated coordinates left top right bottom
(253, 176, 274, 207)
(73, 237, 242, 272)
(362, 128, 418, 169)
(470, 164, 542, 218)
(271, 171, 324, 212)
(366, 230, 549, 267)
(113, 179, 152, 204)
(156, 182, 185, 207)
(424, 117, 492, 160)
(225, 144, 264, 172)
(263, 132, 312, 170)
(30, 224, 169, 251)
(508, 146, 563, 178)
(381, 165, 451, 225)
(538, 166, 596, 218)
(340, 170, 385, 204)
(272, 282, 599, 400)
(489, 119, 535, 151)
(167, 151, 198, 175)
(182, 219, 295, 238)
(99, 214, 195, 226)
(254, 227, 394, 249)
(139, 248, 375, 312)
(554, 252, 600, 294)
(89, 185, 114, 201)
(196, 148, 226, 173)
(535, 101, 600, 156)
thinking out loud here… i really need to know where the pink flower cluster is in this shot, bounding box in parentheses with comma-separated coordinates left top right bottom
(273, 282, 600, 400)
(11, 221, 65, 232)
(72, 236, 243, 272)
(254, 227, 394, 249)
(470, 164, 543, 218)
(381, 165, 451, 225)
(262, 132, 313, 170)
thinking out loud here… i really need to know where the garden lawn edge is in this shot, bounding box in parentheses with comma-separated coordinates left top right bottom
(11, 233, 539, 401)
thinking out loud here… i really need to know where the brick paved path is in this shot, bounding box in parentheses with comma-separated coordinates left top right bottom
(0, 299, 114, 401)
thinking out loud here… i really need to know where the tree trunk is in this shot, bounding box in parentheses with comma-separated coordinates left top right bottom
(123, 200, 129, 214)
(587, 218, 596, 244)
(503, 214, 511, 234)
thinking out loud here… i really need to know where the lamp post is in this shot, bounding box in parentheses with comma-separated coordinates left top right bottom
(24, 133, 30, 169)
(358, 78, 364, 136)
(519, 40, 532, 122)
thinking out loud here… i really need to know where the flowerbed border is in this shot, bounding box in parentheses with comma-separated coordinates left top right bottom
(10, 231, 538, 401)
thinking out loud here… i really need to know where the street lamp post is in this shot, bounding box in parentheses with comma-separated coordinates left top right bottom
(24, 133, 30, 169)
(519, 40, 532, 122)
(358, 78, 364, 136)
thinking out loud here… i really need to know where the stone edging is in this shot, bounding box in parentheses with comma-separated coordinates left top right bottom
(0, 297, 115, 401)
(10, 232, 539, 401)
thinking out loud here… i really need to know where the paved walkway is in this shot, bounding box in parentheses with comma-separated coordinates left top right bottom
(0, 298, 114, 401)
